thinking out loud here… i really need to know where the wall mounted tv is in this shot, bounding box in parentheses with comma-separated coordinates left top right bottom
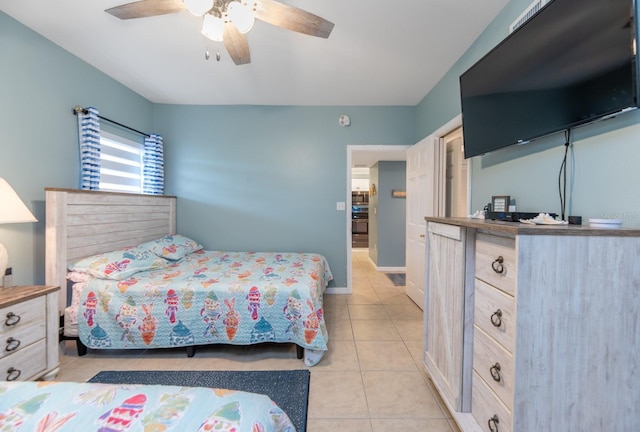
(460, 0, 640, 159)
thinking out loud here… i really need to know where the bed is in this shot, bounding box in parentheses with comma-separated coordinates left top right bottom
(45, 189, 332, 366)
(0, 380, 295, 431)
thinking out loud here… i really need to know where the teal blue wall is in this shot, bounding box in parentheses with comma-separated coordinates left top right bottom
(374, 161, 406, 267)
(416, 0, 640, 224)
(0, 12, 153, 285)
(153, 105, 416, 287)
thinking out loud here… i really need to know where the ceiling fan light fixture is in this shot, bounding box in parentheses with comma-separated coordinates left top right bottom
(202, 13, 224, 41)
(184, 0, 214, 16)
(227, 1, 255, 34)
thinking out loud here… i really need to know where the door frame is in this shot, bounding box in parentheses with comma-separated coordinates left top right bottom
(346, 145, 411, 294)
(435, 115, 471, 213)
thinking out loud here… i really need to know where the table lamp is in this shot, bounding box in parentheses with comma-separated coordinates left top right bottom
(0, 178, 37, 281)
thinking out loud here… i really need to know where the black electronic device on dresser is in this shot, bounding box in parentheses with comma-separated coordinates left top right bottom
(352, 192, 369, 248)
(486, 211, 558, 222)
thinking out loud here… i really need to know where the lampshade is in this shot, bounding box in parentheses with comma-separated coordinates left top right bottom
(202, 13, 224, 42)
(0, 178, 36, 224)
(0, 178, 37, 284)
(227, 1, 255, 34)
(184, 0, 214, 16)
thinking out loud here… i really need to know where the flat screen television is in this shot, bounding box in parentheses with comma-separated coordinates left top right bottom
(460, 0, 640, 159)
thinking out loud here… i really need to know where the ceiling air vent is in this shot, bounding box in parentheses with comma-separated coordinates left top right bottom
(509, 0, 550, 33)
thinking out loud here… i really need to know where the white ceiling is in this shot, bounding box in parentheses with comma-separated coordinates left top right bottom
(351, 146, 409, 168)
(0, 0, 508, 106)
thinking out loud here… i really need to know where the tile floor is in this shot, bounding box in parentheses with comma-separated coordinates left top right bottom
(55, 249, 459, 432)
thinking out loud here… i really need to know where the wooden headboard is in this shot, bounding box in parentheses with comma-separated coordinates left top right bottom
(45, 188, 177, 313)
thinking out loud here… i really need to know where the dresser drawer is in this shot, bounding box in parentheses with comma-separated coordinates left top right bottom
(0, 339, 47, 381)
(472, 370, 513, 432)
(473, 324, 514, 409)
(475, 233, 517, 296)
(0, 296, 46, 334)
(474, 279, 516, 352)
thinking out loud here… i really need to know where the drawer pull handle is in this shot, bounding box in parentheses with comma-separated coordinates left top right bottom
(5, 337, 20, 352)
(491, 309, 503, 327)
(5, 312, 21, 326)
(6, 367, 21, 381)
(490, 362, 502, 382)
(491, 256, 505, 274)
(488, 415, 500, 432)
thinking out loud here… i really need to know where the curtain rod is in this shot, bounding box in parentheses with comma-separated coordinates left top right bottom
(73, 105, 151, 138)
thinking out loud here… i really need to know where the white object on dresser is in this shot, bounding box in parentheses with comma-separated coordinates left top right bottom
(0, 285, 60, 381)
(423, 218, 640, 432)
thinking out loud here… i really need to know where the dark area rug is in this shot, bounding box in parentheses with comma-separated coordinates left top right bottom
(386, 273, 406, 286)
(88, 369, 310, 431)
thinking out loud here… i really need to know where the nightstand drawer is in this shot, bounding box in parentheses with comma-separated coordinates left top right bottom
(475, 233, 517, 296)
(472, 370, 513, 432)
(0, 339, 46, 381)
(0, 319, 46, 360)
(0, 296, 46, 334)
(474, 279, 516, 352)
(474, 324, 514, 409)
(0, 286, 60, 381)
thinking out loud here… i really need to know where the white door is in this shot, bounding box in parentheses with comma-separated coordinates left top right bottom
(405, 134, 444, 309)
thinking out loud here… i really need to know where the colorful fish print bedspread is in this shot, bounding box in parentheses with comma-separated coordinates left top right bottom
(0, 380, 295, 431)
(77, 251, 332, 363)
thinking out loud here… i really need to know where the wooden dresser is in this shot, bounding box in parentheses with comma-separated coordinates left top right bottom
(424, 218, 640, 432)
(0, 285, 60, 381)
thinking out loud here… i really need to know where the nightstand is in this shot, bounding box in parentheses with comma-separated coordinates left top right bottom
(0, 285, 60, 381)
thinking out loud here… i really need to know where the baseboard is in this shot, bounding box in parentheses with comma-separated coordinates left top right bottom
(366, 256, 405, 273)
(325, 286, 349, 295)
(376, 265, 406, 273)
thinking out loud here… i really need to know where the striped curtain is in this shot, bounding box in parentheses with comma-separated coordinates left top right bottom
(78, 107, 101, 190)
(143, 134, 165, 195)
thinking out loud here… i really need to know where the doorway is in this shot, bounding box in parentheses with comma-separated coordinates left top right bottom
(346, 145, 410, 294)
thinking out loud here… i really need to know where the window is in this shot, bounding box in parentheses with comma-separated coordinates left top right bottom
(77, 107, 164, 194)
(99, 132, 143, 193)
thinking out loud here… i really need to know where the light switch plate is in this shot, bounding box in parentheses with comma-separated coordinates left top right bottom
(336, 202, 346, 211)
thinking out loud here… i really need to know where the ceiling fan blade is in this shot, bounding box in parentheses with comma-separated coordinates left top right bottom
(105, 0, 187, 19)
(223, 23, 251, 65)
(254, 0, 334, 38)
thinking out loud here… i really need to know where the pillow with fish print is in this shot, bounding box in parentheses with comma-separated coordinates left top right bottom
(68, 246, 168, 280)
(138, 234, 203, 260)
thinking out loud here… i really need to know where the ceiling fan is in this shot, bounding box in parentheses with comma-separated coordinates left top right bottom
(105, 0, 334, 65)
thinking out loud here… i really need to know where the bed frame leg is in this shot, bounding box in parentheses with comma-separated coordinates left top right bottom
(296, 345, 304, 359)
(76, 340, 87, 356)
(186, 346, 196, 357)
(59, 315, 87, 356)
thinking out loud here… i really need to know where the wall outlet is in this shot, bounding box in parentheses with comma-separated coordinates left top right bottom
(3, 268, 14, 288)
